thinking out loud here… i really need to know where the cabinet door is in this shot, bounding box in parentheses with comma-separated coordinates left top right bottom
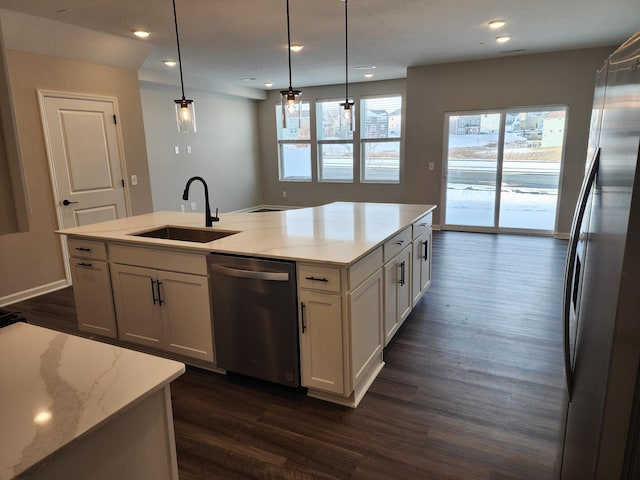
(384, 245, 413, 346)
(397, 245, 413, 325)
(70, 259, 117, 338)
(412, 229, 432, 305)
(383, 259, 400, 346)
(299, 290, 344, 394)
(110, 264, 163, 348)
(421, 228, 432, 293)
(158, 271, 214, 363)
(349, 269, 383, 388)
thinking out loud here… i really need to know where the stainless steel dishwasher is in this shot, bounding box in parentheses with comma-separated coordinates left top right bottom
(208, 253, 300, 387)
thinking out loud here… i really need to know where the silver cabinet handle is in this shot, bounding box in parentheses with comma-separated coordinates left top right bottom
(210, 264, 289, 281)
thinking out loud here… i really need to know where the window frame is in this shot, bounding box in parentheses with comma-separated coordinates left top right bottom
(359, 94, 403, 184)
(276, 101, 312, 182)
(316, 98, 355, 183)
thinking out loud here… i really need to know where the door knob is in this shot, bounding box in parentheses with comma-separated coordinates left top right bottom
(62, 199, 78, 206)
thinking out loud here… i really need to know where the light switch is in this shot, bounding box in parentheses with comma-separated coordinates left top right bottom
(190, 202, 197, 210)
(130, 175, 138, 186)
(428, 162, 435, 171)
(174, 146, 180, 154)
(187, 145, 192, 154)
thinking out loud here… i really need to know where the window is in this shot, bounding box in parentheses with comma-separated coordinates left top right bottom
(316, 100, 353, 182)
(443, 106, 567, 232)
(361, 96, 402, 183)
(274, 93, 404, 185)
(276, 103, 311, 181)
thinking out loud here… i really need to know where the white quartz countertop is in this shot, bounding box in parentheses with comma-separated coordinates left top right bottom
(0, 323, 185, 479)
(57, 202, 436, 265)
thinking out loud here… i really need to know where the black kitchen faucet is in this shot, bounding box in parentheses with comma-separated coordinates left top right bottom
(182, 176, 219, 227)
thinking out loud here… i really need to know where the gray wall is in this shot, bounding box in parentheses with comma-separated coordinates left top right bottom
(140, 84, 262, 214)
(404, 46, 614, 235)
(258, 46, 614, 236)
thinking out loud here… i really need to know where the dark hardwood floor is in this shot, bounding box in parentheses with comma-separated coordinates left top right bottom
(8, 231, 568, 479)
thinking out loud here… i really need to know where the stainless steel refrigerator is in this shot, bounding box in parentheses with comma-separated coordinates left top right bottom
(560, 31, 640, 478)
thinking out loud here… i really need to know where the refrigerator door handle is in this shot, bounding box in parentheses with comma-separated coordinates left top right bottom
(563, 148, 600, 400)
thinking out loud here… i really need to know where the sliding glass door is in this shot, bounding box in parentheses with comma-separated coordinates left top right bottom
(443, 107, 566, 233)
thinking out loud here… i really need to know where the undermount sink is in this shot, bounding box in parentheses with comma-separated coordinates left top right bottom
(132, 226, 239, 243)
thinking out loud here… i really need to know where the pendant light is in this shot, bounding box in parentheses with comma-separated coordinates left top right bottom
(172, 0, 196, 133)
(280, 0, 302, 128)
(340, 0, 354, 132)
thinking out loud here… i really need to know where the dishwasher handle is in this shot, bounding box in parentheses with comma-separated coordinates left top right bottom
(209, 263, 290, 281)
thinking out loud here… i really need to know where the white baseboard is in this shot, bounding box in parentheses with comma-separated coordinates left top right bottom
(0, 279, 69, 307)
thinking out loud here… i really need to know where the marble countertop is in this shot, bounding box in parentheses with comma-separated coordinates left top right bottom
(57, 202, 436, 265)
(0, 323, 185, 479)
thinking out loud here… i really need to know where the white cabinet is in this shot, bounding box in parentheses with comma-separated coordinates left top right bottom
(298, 289, 344, 394)
(412, 228, 432, 305)
(110, 264, 162, 348)
(383, 244, 412, 346)
(411, 213, 433, 306)
(67, 239, 117, 338)
(349, 269, 383, 390)
(109, 245, 214, 363)
(297, 247, 384, 406)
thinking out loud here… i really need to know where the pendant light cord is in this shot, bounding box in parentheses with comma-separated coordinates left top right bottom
(286, 0, 293, 90)
(344, 0, 349, 102)
(172, 0, 186, 99)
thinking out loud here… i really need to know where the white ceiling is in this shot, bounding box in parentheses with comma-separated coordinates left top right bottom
(0, 0, 637, 95)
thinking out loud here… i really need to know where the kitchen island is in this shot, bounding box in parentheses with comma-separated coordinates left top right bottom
(57, 202, 436, 407)
(0, 322, 184, 480)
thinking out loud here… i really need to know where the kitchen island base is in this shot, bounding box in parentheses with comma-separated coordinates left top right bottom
(19, 387, 179, 480)
(57, 203, 435, 408)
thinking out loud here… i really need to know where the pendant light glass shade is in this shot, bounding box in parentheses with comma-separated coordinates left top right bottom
(341, 0, 354, 132)
(175, 98, 196, 133)
(172, 0, 196, 133)
(340, 100, 355, 131)
(280, 0, 302, 128)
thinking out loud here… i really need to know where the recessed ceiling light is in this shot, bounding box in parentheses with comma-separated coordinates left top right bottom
(240, 77, 256, 82)
(364, 73, 374, 78)
(163, 60, 177, 67)
(488, 20, 506, 29)
(496, 35, 511, 44)
(290, 44, 304, 52)
(132, 29, 150, 39)
(264, 82, 274, 88)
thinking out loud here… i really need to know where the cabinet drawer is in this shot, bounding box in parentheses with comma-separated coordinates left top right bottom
(412, 213, 433, 239)
(68, 238, 108, 261)
(109, 243, 207, 275)
(383, 227, 411, 262)
(298, 264, 342, 293)
(348, 246, 382, 291)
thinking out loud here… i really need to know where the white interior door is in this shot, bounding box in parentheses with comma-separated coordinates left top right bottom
(40, 93, 128, 229)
